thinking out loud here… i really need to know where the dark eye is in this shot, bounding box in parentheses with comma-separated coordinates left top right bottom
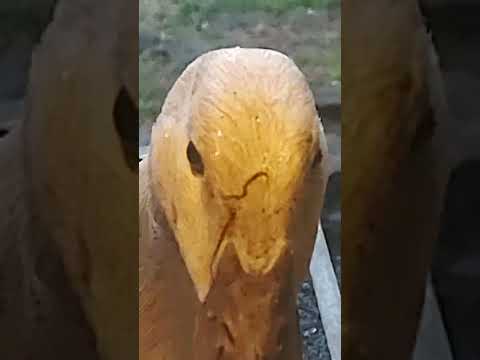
(113, 86, 139, 172)
(186, 141, 205, 176)
(312, 149, 323, 168)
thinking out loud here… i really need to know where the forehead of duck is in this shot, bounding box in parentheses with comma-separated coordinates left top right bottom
(161, 47, 320, 200)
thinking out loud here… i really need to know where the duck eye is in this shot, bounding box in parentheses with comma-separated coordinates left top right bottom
(113, 86, 139, 172)
(187, 141, 204, 176)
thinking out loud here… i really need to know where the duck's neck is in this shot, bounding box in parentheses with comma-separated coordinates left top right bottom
(193, 244, 303, 360)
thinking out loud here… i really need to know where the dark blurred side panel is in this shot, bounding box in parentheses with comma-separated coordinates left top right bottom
(421, 2, 480, 359)
(432, 160, 480, 359)
(342, 1, 444, 359)
(0, 1, 139, 359)
(344, 0, 480, 359)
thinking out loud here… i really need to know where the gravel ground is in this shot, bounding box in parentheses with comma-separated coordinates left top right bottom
(298, 277, 332, 360)
(298, 169, 341, 360)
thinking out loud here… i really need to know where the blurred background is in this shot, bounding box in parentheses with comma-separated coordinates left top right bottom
(139, 0, 340, 145)
(414, 2, 480, 359)
(0, 0, 56, 134)
(139, 1, 341, 359)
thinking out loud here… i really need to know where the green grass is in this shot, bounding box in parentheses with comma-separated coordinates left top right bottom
(173, 0, 339, 25)
(326, 47, 341, 81)
(181, 0, 337, 13)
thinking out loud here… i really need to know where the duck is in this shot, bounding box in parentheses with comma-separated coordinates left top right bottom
(139, 47, 329, 359)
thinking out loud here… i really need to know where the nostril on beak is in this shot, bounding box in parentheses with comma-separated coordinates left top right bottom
(216, 346, 225, 359)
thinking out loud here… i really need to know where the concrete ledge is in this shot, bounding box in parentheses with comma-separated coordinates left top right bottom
(310, 224, 341, 360)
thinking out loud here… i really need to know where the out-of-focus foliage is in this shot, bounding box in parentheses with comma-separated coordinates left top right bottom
(174, 0, 338, 22)
(139, 0, 340, 145)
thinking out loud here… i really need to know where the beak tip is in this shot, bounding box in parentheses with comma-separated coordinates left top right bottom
(195, 281, 210, 304)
